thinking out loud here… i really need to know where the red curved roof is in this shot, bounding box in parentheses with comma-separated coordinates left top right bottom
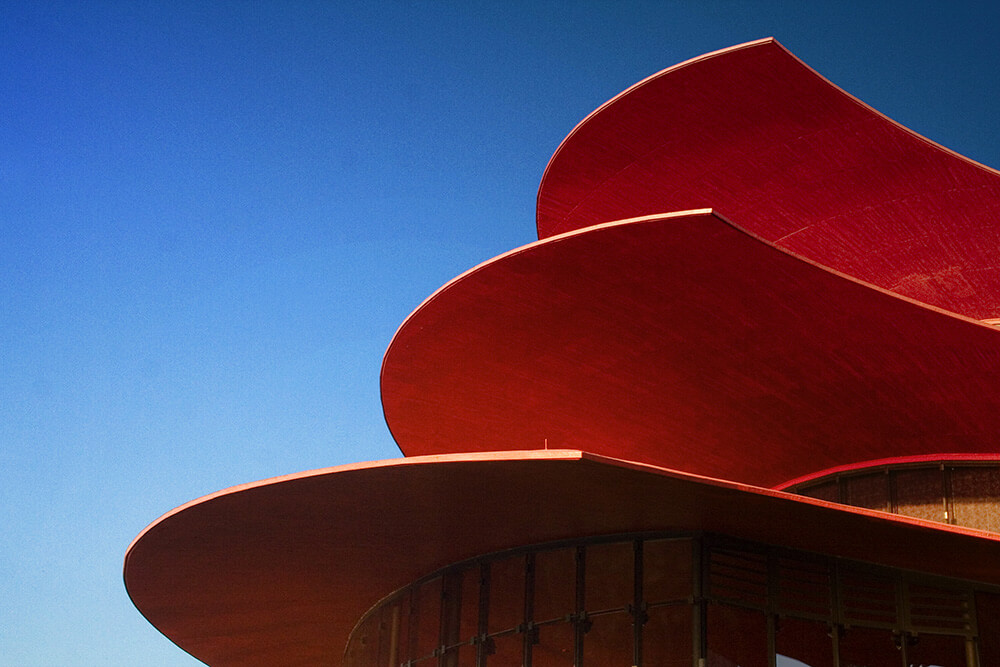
(382, 210, 1000, 488)
(537, 38, 1000, 320)
(124, 451, 1000, 666)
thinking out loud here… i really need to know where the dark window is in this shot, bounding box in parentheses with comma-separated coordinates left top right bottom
(836, 625, 901, 667)
(344, 534, 988, 667)
(903, 631, 970, 667)
(774, 616, 834, 667)
(707, 603, 767, 667)
(583, 541, 633, 666)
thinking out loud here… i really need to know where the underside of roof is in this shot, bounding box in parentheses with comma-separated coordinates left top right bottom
(124, 451, 1000, 665)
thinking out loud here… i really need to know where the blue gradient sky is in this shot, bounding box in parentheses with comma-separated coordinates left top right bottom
(4, 2, 1000, 664)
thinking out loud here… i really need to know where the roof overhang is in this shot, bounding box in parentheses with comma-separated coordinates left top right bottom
(124, 450, 1000, 665)
(382, 210, 1000, 487)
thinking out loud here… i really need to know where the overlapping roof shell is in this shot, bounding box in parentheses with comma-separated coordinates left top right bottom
(125, 38, 1000, 665)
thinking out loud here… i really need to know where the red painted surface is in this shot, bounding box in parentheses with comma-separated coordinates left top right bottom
(383, 211, 1000, 488)
(537, 39, 1000, 320)
(123, 451, 1000, 665)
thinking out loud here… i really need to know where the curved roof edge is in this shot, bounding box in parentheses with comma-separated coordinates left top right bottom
(536, 37, 779, 228)
(381, 210, 1000, 486)
(535, 38, 1000, 318)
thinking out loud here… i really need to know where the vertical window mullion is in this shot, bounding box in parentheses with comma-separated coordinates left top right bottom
(944, 464, 956, 525)
(523, 553, 535, 667)
(439, 573, 461, 667)
(694, 537, 706, 667)
(766, 550, 776, 667)
(574, 546, 586, 667)
(476, 563, 490, 667)
(387, 604, 401, 667)
(896, 572, 908, 667)
(830, 560, 841, 667)
(888, 468, 898, 514)
(632, 539, 644, 667)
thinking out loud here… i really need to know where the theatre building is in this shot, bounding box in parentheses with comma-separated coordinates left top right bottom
(125, 39, 1000, 666)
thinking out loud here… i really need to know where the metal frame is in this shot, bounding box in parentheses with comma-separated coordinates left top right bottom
(345, 531, 987, 667)
(791, 461, 1000, 531)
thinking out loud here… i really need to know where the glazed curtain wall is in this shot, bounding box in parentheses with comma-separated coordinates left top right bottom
(345, 534, 997, 666)
(792, 463, 1000, 531)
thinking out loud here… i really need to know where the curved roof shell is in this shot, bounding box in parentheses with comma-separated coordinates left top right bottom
(382, 210, 1000, 487)
(123, 451, 1000, 666)
(537, 38, 1000, 320)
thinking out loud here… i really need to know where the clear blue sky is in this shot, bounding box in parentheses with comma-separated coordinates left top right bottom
(3, 2, 1000, 664)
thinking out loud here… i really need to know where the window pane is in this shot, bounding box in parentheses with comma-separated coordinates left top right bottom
(707, 548, 767, 609)
(644, 604, 692, 667)
(344, 608, 380, 666)
(644, 539, 692, 604)
(533, 548, 576, 623)
(441, 571, 463, 649)
(894, 467, 946, 522)
(642, 538, 694, 666)
(585, 541, 633, 612)
(706, 603, 767, 667)
(838, 568, 897, 628)
(904, 632, 969, 667)
(412, 577, 442, 661)
(532, 622, 575, 667)
(531, 548, 577, 667)
(951, 466, 1000, 531)
(388, 592, 412, 665)
(800, 480, 839, 503)
(837, 626, 902, 667)
(440, 567, 481, 667)
(459, 567, 481, 645)
(584, 611, 633, 666)
(488, 555, 525, 634)
(582, 541, 634, 666)
(379, 602, 406, 667)
(487, 632, 524, 667)
(775, 617, 834, 667)
(843, 473, 889, 511)
(774, 554, 832, 620)
(976, 591, 1000, 666)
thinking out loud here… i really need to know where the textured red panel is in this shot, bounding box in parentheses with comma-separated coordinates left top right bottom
(382, 211, 1000, 487)
(124, 452, 1000, 666)
(537, 39, 1000, 319)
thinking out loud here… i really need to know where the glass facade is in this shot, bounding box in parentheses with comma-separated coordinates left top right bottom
(791, 462, 1000, 531)
(344, 533, 993, 666)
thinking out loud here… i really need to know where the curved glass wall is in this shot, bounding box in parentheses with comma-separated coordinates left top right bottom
(789, 462, 1000, 531)
(344, 533, 999, 666)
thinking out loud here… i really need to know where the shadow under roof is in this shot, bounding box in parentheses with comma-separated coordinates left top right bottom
(124, 450, 1000, 665)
